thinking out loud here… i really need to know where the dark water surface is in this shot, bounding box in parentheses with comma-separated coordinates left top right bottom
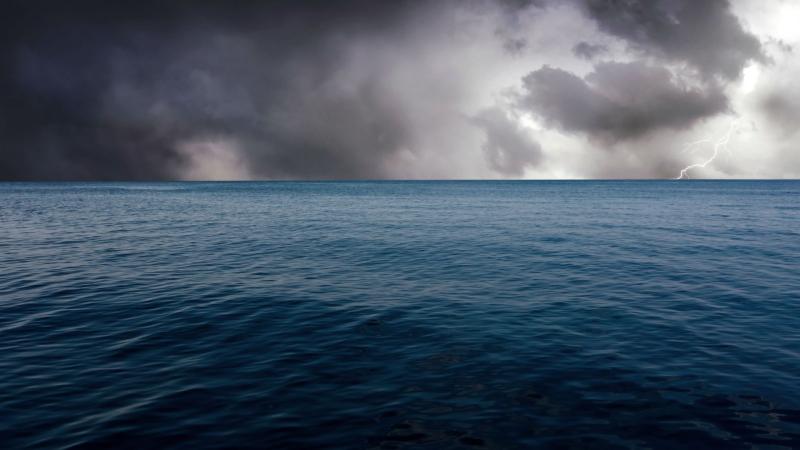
(2, 181, 800, 449)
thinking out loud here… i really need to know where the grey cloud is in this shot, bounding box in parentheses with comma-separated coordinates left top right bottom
(503, 37, 528, 55)
(580, 0, 764, 80)
(572, 41, 608, 60)
(474, 108, 543, 176)
(0, 0, 561, 180)
(0, 0, 472, 180)
(760, 93, 800, 136)
(519, 61, 728, 142)
(0, 0, 786, 180)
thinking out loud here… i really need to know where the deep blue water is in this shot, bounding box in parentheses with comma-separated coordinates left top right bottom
(1, 181, 800, 449)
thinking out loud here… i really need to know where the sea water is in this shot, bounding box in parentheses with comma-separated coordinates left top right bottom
(1, 181, 799, 448)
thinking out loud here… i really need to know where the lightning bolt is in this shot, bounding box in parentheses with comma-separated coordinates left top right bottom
(675, 120, 740, 179)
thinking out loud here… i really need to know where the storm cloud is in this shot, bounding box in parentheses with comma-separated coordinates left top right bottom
(0, 0, 435, 180)
(0, 0, 797, 179)
(474, 108, 543, 176)
(572, 41, 608, 60)
(518, 62, 729, 142)
(579, 0, 765, 80)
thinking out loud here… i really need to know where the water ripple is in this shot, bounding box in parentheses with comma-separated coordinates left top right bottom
(1, 181, 799, 449)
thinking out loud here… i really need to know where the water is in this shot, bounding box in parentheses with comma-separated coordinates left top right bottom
(1, 181, 799, 449)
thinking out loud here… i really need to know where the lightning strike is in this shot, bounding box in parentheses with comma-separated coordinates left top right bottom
(675, 120, 740, 179)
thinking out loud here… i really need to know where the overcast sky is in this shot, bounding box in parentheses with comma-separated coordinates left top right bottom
(1, 0, 798, 180)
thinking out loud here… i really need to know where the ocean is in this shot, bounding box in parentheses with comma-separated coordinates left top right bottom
(1, 181, 799, 449)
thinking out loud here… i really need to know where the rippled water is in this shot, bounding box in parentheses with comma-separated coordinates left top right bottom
(2, 181, 800, 449)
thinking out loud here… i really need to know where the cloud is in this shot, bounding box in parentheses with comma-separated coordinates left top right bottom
(0, 0, 562, 180)
(578, 0, 765, 80)
(753, 43, 800, 137)
(518, 61, 728, 142)
(0, 1, 479, 180)
(177, 139, 251, 181)
(0, 0, 796, 180)
(759, 94, 800, 136)
(474, 108, 543, 176)
(572, 41, 608, 60)
(503, 37, 529, 55)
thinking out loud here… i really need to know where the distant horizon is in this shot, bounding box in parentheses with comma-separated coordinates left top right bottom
(4, 178, 800, 183)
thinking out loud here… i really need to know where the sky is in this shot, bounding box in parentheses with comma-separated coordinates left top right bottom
(1, 0, 798, 180)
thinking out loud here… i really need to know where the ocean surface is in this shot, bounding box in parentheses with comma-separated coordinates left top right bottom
(1, 181, 799, 449)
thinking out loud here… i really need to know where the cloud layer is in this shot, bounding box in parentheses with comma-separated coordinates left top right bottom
(519, 62, 729, 142)
(0, 0, 797, 179)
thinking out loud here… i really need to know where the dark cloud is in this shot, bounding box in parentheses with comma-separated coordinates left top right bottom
(0, 0, 784, 179)
(579, 0, 764, 80)
(474, 108, 542, 176)
(503, 37, 529, 55)
(519, 61, 728, 142)
(755, 42, 800, 137)
(760, 94, 800, 136)
(572, 41, 608, 60)
(0, 0, 451, 180)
